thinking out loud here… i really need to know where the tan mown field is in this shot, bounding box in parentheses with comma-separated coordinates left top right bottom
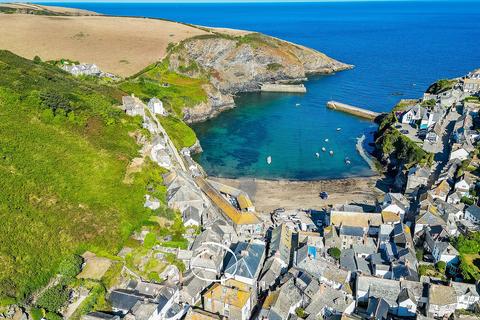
(0, 14, 209, 76)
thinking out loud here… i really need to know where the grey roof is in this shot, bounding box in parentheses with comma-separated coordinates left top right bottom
(109, 290, 141, 312)
(183, 206, 201, 223)
(357, 276, 401, 307)
(131, 302, 159, 320)
(270, 278, 303, 320)
(466, 204, 480, 220)
(340, 225, 365, 237)
(225, 240, 266, 280)
(366, 297, 389, 320)
(340, 249, 356, 272)
(259, 256, 285, 288)
(451, 281, 480, 298)
(398, 287, 416, 304)
(305, 284, 354, 317)
(157, 286, 176, 312)
(392, 264, 418, 281)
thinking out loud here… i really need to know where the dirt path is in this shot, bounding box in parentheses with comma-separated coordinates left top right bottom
(210, 175, 389, 214)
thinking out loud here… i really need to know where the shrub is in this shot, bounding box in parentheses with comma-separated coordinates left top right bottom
(328, 247, 341, 260)
(436, 261, 446, 274)
(36, 283, 70, 312)
(461, 196, 475, 206)
(57, 254, 83, 278)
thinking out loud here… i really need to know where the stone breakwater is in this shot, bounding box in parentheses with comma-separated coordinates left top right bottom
(260, 83, 307, 93)
(168, 33, 353, 122)
(326, 101, 381, 121)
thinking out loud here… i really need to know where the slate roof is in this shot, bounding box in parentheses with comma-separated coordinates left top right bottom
(357, 276, 401, 307)
(225, 240, 266, 280)
(305, 284, 354, 318)
(366, 297, 389, 320)
(429, 284, 457, 306)
(109, 290, 142, 312)
(340, 225, 365, 237)
(466, 204, 480, 220)
(131, 302, 159, 320)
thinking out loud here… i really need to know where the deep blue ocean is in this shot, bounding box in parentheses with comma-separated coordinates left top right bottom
(44, 1, 480, 180)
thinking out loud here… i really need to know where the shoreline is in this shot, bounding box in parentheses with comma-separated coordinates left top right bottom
(209, 174, 390, 214)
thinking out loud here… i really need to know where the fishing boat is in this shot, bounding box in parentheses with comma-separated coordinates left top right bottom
(324, 138, 329, 142)
(345, 157, 351, 165)
(266, 156, 272, 164)
(329, 150, 334, 156)
(315, 152, 320, 158)
(336, 127, 342, 131)
(321, 147, 326, 152)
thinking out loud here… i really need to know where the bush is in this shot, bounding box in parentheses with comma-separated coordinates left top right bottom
(461, 196, 475, 206)
(436, 261, 446, 274)
(36, 283, 70, 312)
(328, 247, 341, 260)
(57, 255, 83, 278)
(295, 307, 306, 318)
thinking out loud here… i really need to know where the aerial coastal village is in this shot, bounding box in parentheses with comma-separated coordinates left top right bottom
(2, 3, 480, 320)
(41, 67, 480, 320)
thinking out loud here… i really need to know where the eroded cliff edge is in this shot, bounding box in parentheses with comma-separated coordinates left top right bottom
(167, 33, 352, 122)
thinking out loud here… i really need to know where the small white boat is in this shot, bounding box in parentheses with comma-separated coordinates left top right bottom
(336, 127, 342, 131)
(295, 103, 301, 107)
(329, 150, 334, 156)
(322, 147, 326, 152)
(266, 156, 272, 164)
(315, 152, 320, 158)
(324, 138, 329, 142)
(345, 157, 351, 165)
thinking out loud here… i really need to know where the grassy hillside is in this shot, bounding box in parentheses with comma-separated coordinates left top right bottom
(0, 51, 164, 301)
(119, 60, 208, 117)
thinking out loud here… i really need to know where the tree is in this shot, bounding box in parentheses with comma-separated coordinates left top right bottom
(40, 91, 72, 114)
(328, 247, 341, 260)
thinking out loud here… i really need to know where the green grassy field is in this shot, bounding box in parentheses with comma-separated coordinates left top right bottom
(160, 116, 197, 149)
(0, 51, 166, 301)
(119, 60, 208, 117)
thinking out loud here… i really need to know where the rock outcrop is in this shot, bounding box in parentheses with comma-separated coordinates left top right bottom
(168, 33, 352, 122)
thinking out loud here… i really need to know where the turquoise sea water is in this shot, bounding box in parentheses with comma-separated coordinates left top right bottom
(45, 1, 480, 179)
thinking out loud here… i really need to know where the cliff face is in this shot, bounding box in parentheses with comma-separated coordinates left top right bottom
(168, 33, 352, 122)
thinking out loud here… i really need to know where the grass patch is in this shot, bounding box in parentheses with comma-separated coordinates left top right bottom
(119, 60, 208, 117)
(159, 116, 197, 149)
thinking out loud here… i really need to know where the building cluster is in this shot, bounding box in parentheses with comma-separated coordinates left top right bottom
(62, 62, 118, 79)
(81, 71, 480, 320)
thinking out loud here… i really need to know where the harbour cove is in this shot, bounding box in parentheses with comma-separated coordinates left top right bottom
(49, 1, 480, 180)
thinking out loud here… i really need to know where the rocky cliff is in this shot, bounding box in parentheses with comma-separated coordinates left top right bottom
(167, 33, 352, 122)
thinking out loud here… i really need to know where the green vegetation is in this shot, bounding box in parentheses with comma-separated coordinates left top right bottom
(420, 99, 436, 109)
(327, 247, 341, 260)
(436, 261, 446, 274)
(36, 281, 70, 313)
(418, 264, 446, 279)
(426, 79, 457, 95)
(375, 109, 432, 168)
(266, 63, 283, 72)
(0, 50, 166, 302)
(465, 96, 480, 103)
(119, 60, 208, 117)
(295, 307, 306, 319)
(454, 233, 480, 281)
(159, 116, 197, 149)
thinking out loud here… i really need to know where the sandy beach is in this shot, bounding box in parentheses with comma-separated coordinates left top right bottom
(210, 175, 390, 214)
